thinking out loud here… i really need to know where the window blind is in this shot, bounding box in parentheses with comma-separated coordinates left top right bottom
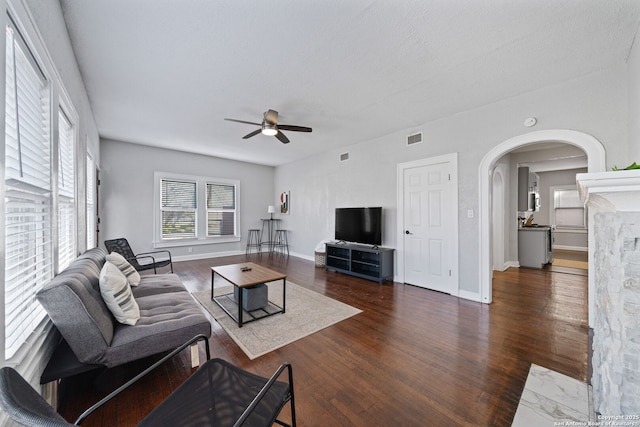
(206, 183, 236, 236)
(57, 110, 75, 271)
(4, 23, 53, 359)
(161, 179, 197, 239)
(86, 154, 96, 248)
(553, 188, 586, 229)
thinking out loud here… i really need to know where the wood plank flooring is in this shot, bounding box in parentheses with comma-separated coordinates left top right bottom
(57, 254, 588, 426)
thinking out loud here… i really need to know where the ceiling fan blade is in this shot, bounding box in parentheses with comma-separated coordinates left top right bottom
(264, 109, 278, 125)
(275, 131, 290, 144)
(242, 129, 262, 139)
(224, 118, 262, 126)
(278, 124, 312, 133)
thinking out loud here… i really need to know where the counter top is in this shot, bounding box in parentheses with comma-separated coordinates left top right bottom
(518, 225, 552, 231)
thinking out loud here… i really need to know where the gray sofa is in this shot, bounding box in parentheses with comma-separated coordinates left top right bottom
(36, 247, 211, 382)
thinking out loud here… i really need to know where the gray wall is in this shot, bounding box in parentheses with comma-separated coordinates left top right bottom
(100, 139, 275, 259)
(275, 65, 628, 298)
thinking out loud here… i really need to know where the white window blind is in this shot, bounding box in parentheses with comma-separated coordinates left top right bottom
(553, 188, 586, 229)
(206, 183, 236, 236)
(161, 179, 197, 239)
(57, 109, 75, 271)
(4, 23, 53, 358)
(86, 154, 96, 249)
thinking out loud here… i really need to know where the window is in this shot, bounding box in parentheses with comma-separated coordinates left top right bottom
(161, 179, 197, 239)
(4, 22, 53, 358)
(86, 153, 96, 249)
(552, 187, 586, 230)
(57, 109, 76, 270)
(206, 183, 236, 237)
(155, 173, 240, 245)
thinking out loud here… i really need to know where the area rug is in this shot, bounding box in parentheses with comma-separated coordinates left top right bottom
(192, 281, 362, 359)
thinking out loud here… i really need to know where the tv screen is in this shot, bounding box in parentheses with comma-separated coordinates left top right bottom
(335, 207, 382, 246)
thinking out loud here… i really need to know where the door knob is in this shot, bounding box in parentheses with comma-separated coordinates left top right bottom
(405, 230, 411, 235)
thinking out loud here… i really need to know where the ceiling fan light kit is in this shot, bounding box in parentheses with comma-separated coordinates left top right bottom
(262, 123, 278, 136)
(225, 109, 312, 144)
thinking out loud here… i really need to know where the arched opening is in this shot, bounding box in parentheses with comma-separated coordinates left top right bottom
(492, 165, 506, 271)
(478, 130, 606, 312)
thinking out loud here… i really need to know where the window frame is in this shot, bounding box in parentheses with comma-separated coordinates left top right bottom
(2, 5, 81, 365)
(550, 185, 587, 232)
(56, 106, 77, 271)
(153, 172, 240, 248)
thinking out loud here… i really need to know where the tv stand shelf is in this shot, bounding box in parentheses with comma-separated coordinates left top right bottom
(325, 243, 394, 283)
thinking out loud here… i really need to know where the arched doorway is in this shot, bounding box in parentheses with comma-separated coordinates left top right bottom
(492, 164, 506, 271)
(478, 130, 606, 313)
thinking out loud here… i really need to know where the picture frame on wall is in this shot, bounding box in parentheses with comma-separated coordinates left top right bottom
(280, 191, 290, 214)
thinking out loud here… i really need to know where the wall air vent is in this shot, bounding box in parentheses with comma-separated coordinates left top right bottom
(406, 132, 423, 146)
(339, 152, 350, 162)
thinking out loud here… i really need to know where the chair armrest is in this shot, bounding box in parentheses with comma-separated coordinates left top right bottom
(128, 254, 157, 265)
(233, 362, 294, 427)
(137, 250, 172, 261)
(75, 334, 210, 425)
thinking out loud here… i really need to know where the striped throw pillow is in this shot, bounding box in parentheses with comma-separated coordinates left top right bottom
(99, 261, 140, 325)
(106, 252, 141, 286)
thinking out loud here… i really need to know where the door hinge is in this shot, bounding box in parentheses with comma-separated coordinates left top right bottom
(449, 269, 452, 276)
(448, 174, 451, 181)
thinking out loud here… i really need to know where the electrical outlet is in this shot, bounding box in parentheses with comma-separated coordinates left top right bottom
(467, 210, 474, 218)
(187, 247, 193, 253)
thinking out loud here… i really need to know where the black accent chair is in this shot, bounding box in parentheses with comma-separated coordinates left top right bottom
(104, 238, 173, 273)
(0, 335, 296, 427)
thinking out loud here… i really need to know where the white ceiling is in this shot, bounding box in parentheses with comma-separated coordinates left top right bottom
(59, 0, 640, 167)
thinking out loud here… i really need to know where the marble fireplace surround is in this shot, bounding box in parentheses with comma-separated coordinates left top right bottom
(577, 169, 640, 416)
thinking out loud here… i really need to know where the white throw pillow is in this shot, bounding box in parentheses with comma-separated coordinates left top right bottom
(99, 261, 140, 325)
(106, 252, 141, 286)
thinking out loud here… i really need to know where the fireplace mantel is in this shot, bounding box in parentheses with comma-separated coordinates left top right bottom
(576, 168, 640, 416)
(577, 169, 640, 211)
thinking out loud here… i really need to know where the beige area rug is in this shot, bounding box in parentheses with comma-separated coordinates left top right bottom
(552, 259, 588, 269)
(192, 281, 362, 360)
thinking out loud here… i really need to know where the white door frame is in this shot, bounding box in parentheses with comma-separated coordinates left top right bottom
(397, 153, 459, 293)
(478, 130, 605, 319)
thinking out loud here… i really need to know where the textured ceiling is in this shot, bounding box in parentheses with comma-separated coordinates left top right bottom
(59, 0, 640, 166)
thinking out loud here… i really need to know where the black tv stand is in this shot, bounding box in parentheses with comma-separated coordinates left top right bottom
(325, 242, 394, 283)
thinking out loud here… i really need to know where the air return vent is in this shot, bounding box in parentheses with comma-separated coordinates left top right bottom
(406, 132, 423, 146)
(339, 152, 350, 162)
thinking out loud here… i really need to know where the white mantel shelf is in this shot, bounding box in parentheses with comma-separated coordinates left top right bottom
(577, 169, 640, 212)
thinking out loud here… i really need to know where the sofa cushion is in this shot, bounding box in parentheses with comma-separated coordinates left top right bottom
(97, 292, 211, 367)
(106, 252, 141, 286)
(132, 273, 190, 298)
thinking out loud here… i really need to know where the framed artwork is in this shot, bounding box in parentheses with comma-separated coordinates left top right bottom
(280, 191, 290, 214)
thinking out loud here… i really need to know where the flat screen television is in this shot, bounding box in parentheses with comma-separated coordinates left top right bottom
(335, 207, 382, 246)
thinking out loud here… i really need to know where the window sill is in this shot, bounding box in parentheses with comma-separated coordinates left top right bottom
(553, 228, 588, 234)
(153, 236, 240, 249)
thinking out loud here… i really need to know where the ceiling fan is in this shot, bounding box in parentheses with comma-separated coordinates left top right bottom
(224, 109, 312, 144)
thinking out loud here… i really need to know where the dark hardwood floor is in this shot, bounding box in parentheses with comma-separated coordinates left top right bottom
(58, 254, 588, 426)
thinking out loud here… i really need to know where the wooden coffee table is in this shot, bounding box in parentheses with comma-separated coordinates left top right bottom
(211, 262, 286, 327)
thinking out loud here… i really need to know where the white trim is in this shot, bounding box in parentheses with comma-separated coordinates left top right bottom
(479, 130, 605, 321)
(396, 153, 459, 293)
(153, 171, 241, 246)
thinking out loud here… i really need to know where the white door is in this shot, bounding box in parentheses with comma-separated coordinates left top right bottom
(403, 159, 456, 294)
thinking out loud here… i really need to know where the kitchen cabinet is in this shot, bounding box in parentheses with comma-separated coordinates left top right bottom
(518, 226, 553, 268)
(518, 167, 540, 212)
